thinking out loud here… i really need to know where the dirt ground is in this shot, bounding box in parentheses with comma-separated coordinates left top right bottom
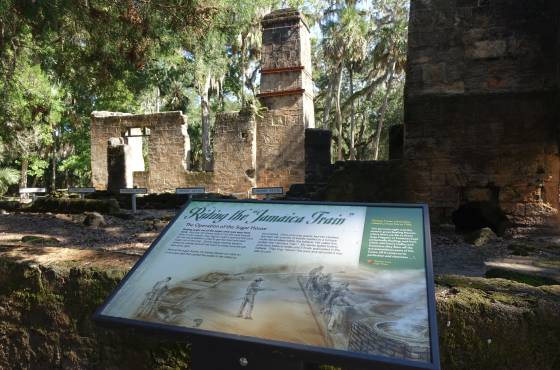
(0, 211, 559, 281)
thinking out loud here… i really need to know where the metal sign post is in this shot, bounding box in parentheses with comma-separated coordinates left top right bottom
(68, 187, 96, 199)
(19, 188, 47, 201)
(119, 188, 148, 213)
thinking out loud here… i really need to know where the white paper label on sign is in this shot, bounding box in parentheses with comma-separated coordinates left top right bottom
(19, 188, 46, 194)
(252, 187, 283, 195)
(176, 187, 205, 195)
(120, 188, 148, 194)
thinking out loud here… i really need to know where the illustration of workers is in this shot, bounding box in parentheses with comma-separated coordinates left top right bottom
(327, 295, 352, 332)
(322, 281, 350, 316)
(237, 277, 265, 320)
(305, 265, 324, 290)
(315, 273, 333, 302)
(137, 276, 172, 318)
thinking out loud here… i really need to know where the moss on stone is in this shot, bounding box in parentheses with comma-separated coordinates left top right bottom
(1, 256, 559, 369)
(436, 274, 560, 370)
(21, 235, 61, 245)
(25, 197, 121, 214)
(0, 257, 190, 369)
(507, 242, 536, 256)
(485, 268, 559, 286)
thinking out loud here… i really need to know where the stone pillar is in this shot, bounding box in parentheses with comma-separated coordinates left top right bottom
(389, 125, 404, 160)
(107, 138, 127, 194)
(259, 8, 314, 128)
(256, 9, 315, 190)
(305, 128, 332, 184)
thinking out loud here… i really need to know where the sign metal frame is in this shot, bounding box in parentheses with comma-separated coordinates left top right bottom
(68, 187, 96, 199)
(68, 187, 96, 193)
(251, 187, 284, 195)
(93, 199, 440, 370)
(175, 187, 206, 195)
(119, 188, 148, 195)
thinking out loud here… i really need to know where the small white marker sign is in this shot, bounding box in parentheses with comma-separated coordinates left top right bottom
(251, 187, 284, 195)
(120, 188, 148, 194)
(68, 187, 96, 194)
(19, 188, 46, 194)
(176, 187, 205, 195)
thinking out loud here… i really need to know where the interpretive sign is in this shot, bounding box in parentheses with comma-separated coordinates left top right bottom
(176, 187, 206, 195)
(94, 200, 439, 370)
(68, 187, 96, 194)
(252, 187, 283, 195)
(119, 188, 148, 194)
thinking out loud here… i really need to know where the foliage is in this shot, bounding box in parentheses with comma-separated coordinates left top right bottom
(314, 0, 409, 160)
(0, 167, 19, 195)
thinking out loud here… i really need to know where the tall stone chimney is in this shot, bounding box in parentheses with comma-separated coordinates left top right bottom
(258, 8, 315, 128)
(255, 9, 315, 190)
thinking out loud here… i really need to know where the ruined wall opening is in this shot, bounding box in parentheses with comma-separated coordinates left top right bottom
(452, 201, 509, 237)
(123, 127, 151, 187)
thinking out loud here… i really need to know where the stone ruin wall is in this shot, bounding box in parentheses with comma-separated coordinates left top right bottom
(211, 111, 256, 195)
(91, 111, 195, 193)
(90, 9, 313, 196)
(404, 0, 560, 225)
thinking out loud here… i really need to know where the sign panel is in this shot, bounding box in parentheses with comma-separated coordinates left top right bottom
(251, 187, 283, 195)
(120, 188, 148, 194)
(19, 188, 46, 193)
(68, 187, 96, 194)
(94, 200, 439, 370)
(176, 187, 206, 195)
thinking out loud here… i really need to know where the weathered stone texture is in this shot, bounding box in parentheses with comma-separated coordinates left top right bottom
(212, 111, 256, 195)
(407, 0, 559, 97)
(402, 0, 560, 224)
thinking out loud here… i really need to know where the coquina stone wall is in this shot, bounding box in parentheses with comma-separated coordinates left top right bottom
(404, 0, 560, 225)
(212, 110, 256, 195)
(91, 111, 191, 193)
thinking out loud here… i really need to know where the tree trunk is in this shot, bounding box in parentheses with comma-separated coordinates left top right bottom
(50, 128, 57, 192)
(201, 89, 212, 171)
(155, 86, 161, 113)
(373, 65, 396, 160)
(240, 35, 247, 108)
(335, 64, 344, 161)
(19, 158, 28, 194)
(322, 71, 336, 129)
(349, 66, 356, 160)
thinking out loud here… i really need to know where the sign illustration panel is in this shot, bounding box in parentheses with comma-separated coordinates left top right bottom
(96, 200, 437, 368)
